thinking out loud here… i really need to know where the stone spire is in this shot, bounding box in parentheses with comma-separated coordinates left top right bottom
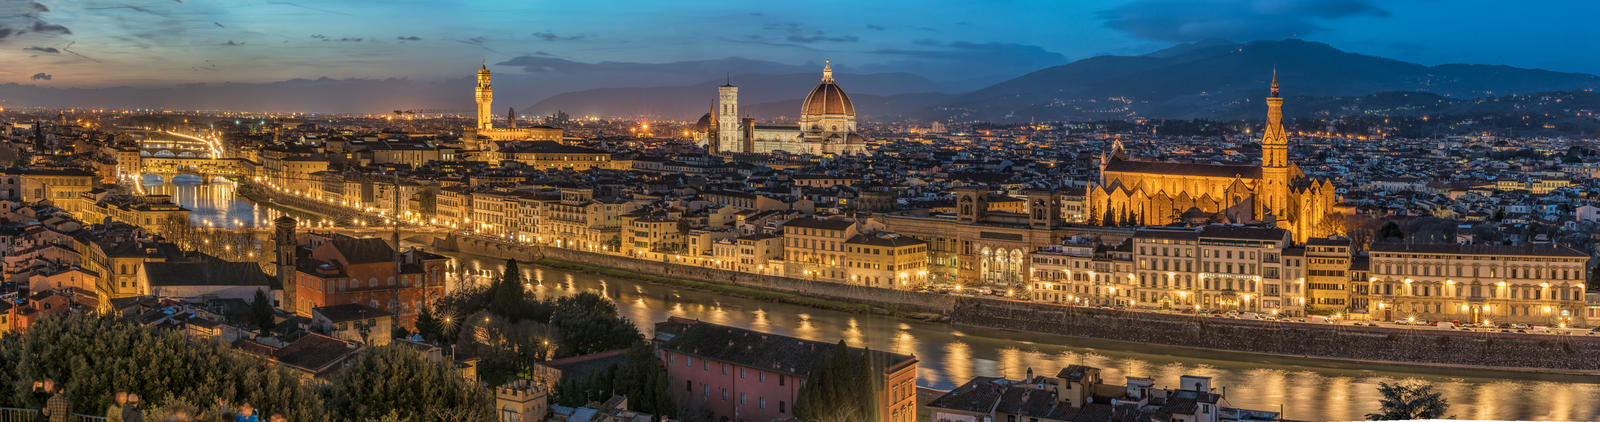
(822, 59, 833, 83)
(1259, 70, 1290, 225)
(1270, 68, 1279, 98)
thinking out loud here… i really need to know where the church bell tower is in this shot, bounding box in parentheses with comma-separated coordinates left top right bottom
(476, 61, 494, 130)
(1259, 70, 1290, 223)
(717, 81, 740, 154)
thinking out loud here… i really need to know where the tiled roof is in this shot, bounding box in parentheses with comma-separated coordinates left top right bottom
(1369, 243, 1587, 257)
(1104, 157, 1260, 179)
(654, 319, 913, 379)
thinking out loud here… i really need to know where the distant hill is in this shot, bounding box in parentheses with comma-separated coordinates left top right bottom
(941, 39, 1600, 121)
(525, 72, 947, 120)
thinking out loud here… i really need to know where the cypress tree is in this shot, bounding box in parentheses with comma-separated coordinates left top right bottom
(250, 289, 276, 332)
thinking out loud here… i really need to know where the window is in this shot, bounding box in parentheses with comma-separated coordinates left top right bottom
(759, 397, 766, 409)
(779, 401, 786, 414)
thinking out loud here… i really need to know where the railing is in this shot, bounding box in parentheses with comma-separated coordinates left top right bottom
(0, 407, 107, 422)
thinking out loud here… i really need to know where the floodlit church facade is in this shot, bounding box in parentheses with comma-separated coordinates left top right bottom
(694, 61, 866, 156)
(1085, 73, 1341, 243)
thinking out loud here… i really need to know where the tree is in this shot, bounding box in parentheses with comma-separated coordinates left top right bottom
(0, 314, 326, 420)
(794, 340, 873, 422)
(550, 293, 643, 358)
(250, 289, 276, 332)
(415, 305, 442, 344)
(1375, 221, 1405, 243)
(608, 343, 675, 418)
(1366, 382, 1448, 420)
(324, 345, 494, 422)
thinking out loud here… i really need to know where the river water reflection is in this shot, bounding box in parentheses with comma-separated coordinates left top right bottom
(442, 251, 1600, 421)
(160, 176, 1600, 421)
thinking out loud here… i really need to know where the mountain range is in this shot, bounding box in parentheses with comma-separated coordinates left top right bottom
(3, 39, 1598, 121)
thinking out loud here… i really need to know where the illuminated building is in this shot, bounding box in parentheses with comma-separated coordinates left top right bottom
(465, 63, 564, 149)
(700, 61, 865, 156)
(1367, 243, 1589, 327)
(1085, 73, 1340, 243)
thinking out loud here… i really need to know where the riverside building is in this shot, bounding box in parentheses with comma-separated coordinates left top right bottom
(1366, 243, 1589, 327)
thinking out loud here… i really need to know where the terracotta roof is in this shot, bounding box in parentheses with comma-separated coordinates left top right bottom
(802, 81, 854, 116)
(1370, 243, 1588, 257)
(782, 217, 855, 231)
(273, 333, 354, 375)
(654, 319, 913, 379)
(1104, 156, 1260, 179)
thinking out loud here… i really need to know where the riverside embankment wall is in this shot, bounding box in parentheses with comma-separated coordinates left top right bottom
(950, 298, 1600, 371)
(442, 235, 956, 315)
(446, 234, 1600, 371)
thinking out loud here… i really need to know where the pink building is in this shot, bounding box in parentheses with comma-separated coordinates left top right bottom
(653, 317, 919, 422)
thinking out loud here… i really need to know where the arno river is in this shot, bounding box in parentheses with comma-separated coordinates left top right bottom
(152, 177, 1600, 421)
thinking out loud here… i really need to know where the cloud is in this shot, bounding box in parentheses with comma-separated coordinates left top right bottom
(456, 36, 498, 53)
(221, 40, 245, 46)
(718, 35, 817, 51)
(24, 46, 58, 53)
(310, 34, 362, 42)
(30, 72, 50, 80)
(866, 24, 885, 31)
(214, 22, 225, 28)
(861, 41, 1069, 83)
(397, 35, 422, 41)
(531, 31, 585, 42)
(759, 22, 855, 45)
(786, 34, 857, 43)
(1100, 0, 1389, 42)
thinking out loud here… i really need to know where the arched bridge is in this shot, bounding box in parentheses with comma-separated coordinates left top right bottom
(140, 157, 252, 182)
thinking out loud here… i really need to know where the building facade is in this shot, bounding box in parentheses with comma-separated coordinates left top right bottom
(1366, 244, 1589, 327)
(1085, 74, 1340, 243)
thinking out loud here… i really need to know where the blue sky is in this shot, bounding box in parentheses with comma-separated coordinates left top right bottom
(3, 0, 1597, 86)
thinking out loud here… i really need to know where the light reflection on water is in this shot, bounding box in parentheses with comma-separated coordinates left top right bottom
(177, 186, 1599, 421)
(443, 251, 1600, 421)
(137, 175, 292, 228)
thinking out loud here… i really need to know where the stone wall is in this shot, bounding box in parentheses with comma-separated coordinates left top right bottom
(440, 234, 955, 315)
(951, 297, 1600, 371)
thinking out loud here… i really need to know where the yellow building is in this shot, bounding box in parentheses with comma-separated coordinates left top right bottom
(622, 212, 685, 259)
(1368, 244, 1589, 327)
(782, 217, 859, 281)
(1085, 74, 1340, 243)
(2, 168, 96, 214)
(1129, 225, 1306, 315)
(1029, 238, 1134, 307)
(538, 188, 631, 252)
(843, 233, 929, 290)
(1305, 237, 1353, 312)
(491, 141, 612, 171)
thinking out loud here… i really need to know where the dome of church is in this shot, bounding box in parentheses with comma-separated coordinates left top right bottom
(693, 112, 712, 132)
(801, 61, 854, 117)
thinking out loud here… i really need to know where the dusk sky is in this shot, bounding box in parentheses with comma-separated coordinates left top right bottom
(3, 0, 1598, 87)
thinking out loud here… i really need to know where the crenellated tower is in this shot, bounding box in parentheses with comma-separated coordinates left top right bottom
(1259, 70, 1290, 224)
(475, 61, 494, 130)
